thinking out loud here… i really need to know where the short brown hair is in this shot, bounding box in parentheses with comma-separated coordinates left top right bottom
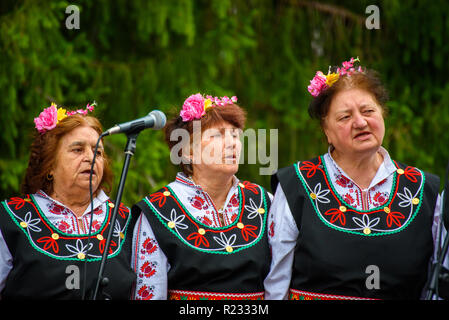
(164, 104, 247, 176)
(308, 70, 389, 126)
(21, 115, 114, 196)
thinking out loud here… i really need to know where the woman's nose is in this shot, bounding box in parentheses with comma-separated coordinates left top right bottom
(353, 113, 368, 128)
(224, 131, 237, 149)
(84, 148, 94, 162)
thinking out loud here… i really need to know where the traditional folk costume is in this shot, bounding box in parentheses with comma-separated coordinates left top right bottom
(0, 190, 136, 299)
(132, 173, 272, 300)
(264, 148, 441, 300)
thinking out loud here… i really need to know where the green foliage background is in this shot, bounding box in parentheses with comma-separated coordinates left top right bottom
(1, 0, 449, 205)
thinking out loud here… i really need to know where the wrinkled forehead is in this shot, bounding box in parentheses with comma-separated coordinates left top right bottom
(329, 88, 380, 112)
(60, 126, 103, 148)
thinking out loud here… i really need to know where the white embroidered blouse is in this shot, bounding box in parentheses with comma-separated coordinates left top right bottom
(263, 147, 442, 300)
(131, 172, 273, 300)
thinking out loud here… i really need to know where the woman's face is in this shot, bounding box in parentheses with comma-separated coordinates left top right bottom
(191, 121, 242, 178)
(323, 88, 385, 157)
(51, 126, 105, 197)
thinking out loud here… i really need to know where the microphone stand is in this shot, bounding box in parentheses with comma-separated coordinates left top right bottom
(425, 159, 449, 300)
(92, 132, 139, 300)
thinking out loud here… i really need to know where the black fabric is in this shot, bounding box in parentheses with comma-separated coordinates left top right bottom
(0, 196, 137, 300)
(275, 158, 440, 299)
(271, 164, 304, 231)
(133, 182, 271, 294)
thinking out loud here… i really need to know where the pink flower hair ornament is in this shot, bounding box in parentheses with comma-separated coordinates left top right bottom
(180, 93, 238, 122)
(307, 57, 364, 97)
(34, 101, 96, 133)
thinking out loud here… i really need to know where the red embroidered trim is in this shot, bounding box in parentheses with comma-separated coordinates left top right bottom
(169, 290, 264, 300)
(289, 288, 379, 300)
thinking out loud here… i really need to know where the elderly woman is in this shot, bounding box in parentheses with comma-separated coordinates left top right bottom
(264, 58, 441, 300)
(0, 102, 136, 299)
(132, 93, 272, 300)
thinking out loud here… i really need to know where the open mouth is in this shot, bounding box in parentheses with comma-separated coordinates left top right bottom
(81, 169, 96, 176)
(354, 131, 371, 140)
(223, 154, 238, 163)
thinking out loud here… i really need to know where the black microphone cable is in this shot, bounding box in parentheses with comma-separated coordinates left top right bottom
(82, 132, 107, 300)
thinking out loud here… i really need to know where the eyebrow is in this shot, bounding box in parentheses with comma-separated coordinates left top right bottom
(68, 141, 104, 149)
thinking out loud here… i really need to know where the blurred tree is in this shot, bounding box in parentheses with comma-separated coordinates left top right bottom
(1, 0, 448, 205)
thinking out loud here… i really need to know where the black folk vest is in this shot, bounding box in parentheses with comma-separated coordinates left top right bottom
(272, 157, 440, 300)
(0, 194, 137, 299)
(133, 181, 271, 300)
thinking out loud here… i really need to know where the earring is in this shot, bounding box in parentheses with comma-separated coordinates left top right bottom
(46, 173, 54, 181)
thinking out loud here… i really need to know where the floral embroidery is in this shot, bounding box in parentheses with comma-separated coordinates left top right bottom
(140, 261, 157, 278)
(386, 211, 406, 228)
(141, 237, 158, 255)
(190, 196, 207, 210)
(1, 196, 131, 261)
(343, 193, 355, 205)
(295, 157, 425, 236)
(136, 285, 155, 300)
(372, 192, 388, 206)
(404, 167, 421, 183)
(186, 232, 210, 248)
(149, 191, 168, 208)
(228, 194, 239, 207)
(200, 216, 213, 226)
(37, 236, 59, 253)
(300, 161, 320, 178)
(56, 221, 73, 234)
(268, 221, 275, 238)
(48, 203, 71, 215)
(143, 182, 268, 254)
(240, 224, 258, 241)
(324, 208, 346, 226)
(335, 174, 354, 188)
(7, 197, 28, 210)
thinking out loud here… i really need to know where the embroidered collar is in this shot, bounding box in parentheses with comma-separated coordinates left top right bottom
(2, 194, 131, 261)
(143, 181, 268, 254)
(171, 173, 242, 227)
(175, 172, 240, 190)
(35, 189, 109, 217)
(295, 157, 425, 236)
(324, 146, 397, 190)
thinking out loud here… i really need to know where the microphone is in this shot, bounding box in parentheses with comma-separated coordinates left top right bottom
(102, 110, 166, 136)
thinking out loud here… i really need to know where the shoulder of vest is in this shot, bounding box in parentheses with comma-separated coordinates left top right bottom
(271, 157, 321, 194)
(271, 164, 296, 194)
(394, 161, 441, 192)
(131, 187, 168, 215)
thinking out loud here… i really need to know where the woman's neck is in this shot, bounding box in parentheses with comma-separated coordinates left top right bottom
(331, 149, 383, 190)
(191, 172, 234, 210)
(49, 189, 91, 217)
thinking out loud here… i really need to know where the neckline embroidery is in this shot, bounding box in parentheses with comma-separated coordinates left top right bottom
(2, 195, 131, 261)
(144, 181, 268, 254)
(295, 157, 425, 236)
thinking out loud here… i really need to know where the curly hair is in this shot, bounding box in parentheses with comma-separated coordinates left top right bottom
(21, 114, 114, 196)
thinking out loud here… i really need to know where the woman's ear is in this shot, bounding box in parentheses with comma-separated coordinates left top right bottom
(321, 120, 332, 146)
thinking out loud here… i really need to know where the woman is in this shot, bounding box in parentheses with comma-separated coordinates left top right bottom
(0, 102, 136, 299)
(264, 58, 441, 300)
(132, 93, 272, 300)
